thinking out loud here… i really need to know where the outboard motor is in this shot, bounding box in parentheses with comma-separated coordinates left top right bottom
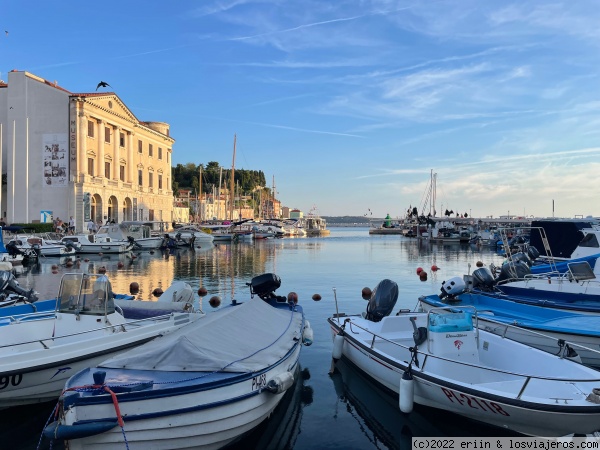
(527, 245, 540, 261)
(0, 270, 38, 302)
(497, 260, 531, 282)
(471, 267, 496, 291)
(508, 252, 531, 267)
(365, 279, 398, 322)
(439, 276, 466, 300)
(249, 273, 286, 302)
(6, 241, 23, 257)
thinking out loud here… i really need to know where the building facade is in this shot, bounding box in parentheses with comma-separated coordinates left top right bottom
(0, 71, 174, 232)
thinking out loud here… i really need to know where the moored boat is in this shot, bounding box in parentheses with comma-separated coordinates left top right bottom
(0, 272, 203, 409)
(44, 273, 313, 449)
(328, 279, 600, 437)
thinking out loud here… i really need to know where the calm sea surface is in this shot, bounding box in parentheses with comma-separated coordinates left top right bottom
(3, 227, 519, 450)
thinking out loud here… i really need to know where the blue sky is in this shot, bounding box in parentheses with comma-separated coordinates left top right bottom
(2, 1, 600, 219)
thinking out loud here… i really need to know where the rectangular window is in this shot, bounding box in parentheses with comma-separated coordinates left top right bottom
(149, 144, 153, 157)
(104, 162, 111, 179)
(167, 150, 170, 163)
(158, 174, 163, 190)
(87, 121, 94, 137)
(139, 209, 144, 220)
(88, 158, 94, 176)
(120, 165, 125, 182)
(138, 169, 143, 186)
(138, 140, 142, 153)
(119, 133, 125, 147)
(149, 173, 154, 188)
(105, 127, 111, 143)
(158, 147, 162, 159)
(149, 209, 154, 221)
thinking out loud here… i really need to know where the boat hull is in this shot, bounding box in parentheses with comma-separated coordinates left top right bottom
(54, 343, 301, 450)
(0, 313, 200, 408)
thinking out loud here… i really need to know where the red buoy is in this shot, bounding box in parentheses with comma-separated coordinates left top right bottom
(431, 265, 439, 271)
(476, 261, 484, 267)
(198, 287, 208, 297)
(129, 282, 139, 294)
(288, 292, 299, 304)
(416, 267, 423, 275)
(361, 287, 372, 300)
(209, 296, 221, 308)
(419, 271, 428, 281)
(312, 293, 322, 301)
(152, 288, 163, 297)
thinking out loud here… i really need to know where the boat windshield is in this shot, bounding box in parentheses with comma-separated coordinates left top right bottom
(57, 273, 115, 316)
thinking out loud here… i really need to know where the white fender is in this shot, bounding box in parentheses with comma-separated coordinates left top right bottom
(303, 321, 314, 346)
(332, 333, 344, 360)
(266, 371, 295, 394)
(399, 369, 414, 413)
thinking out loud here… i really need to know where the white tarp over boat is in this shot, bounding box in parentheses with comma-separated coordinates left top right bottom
(100, 297, 303, 373)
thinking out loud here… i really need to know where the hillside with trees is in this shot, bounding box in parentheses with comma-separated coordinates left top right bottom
(172, 162, 267, 197)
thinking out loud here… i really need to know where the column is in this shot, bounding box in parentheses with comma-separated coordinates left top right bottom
(96, 120, 104, 177)
(78, 109, 87, 176)
(113, 126, 120, 180)
(128, 132, 134, 183)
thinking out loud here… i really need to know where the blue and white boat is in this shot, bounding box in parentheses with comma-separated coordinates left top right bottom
(44, 273, 313, 450)
(419, 273, 600, 367)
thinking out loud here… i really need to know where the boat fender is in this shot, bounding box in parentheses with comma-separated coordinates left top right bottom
(266, 371, 294, 394)
(303, 320, 314, 346)
(399, 367, 414, 413)
(332, 333, 344, 360)
(586, 388, 600, 404)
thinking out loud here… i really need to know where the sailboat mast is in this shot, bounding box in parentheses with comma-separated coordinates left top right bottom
(230, 134, 236, 221)
(198, 165, 202, 222)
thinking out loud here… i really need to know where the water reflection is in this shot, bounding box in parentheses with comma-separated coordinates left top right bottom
(330, 359, 514, 449)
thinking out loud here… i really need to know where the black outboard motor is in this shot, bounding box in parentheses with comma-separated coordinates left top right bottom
(527, 245, 540, 261)
(365, 279, 398, 322)
(6, 241, 23, 257)
(249, 273, 286, 302)
(497, 260, 531, 282)
(0, 270, 38, 302)
(472, 267, 496, 291)
(508, 252, 532, 267)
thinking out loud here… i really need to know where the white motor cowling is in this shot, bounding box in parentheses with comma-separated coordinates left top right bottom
(440, 276, 466, 299)
(159, 281, 194, 303)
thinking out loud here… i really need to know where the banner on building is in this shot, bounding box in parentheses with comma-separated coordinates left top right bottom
(40, 211, 53, 223)
(43, 134, 68, 187)
(83, 193, 91, 222)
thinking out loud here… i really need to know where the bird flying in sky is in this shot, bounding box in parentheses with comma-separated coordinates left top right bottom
(96, 81, 110, 91)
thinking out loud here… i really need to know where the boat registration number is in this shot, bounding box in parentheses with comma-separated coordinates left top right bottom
(252, 374, 267, 390)
(441, 387, 510, 416)
(0, 374, 23, 390)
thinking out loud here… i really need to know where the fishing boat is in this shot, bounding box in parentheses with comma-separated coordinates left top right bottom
(418, 272, 600, 367)
(167, 224, 215, 247)
(328, 279, 600, 437)
(44, 273, 314, 449)
(6, 234, 77, 257)
(96, 222, 164, 250)
(0, 272, 203, 409)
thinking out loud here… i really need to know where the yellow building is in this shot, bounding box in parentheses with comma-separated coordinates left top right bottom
(0, 70, 174, 231)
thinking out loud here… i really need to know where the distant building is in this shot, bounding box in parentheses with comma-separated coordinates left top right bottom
(289, 209, 303, 219)
(0, 70, 174, 231)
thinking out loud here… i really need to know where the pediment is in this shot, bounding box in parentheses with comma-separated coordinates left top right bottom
(81, 94, 139, 123)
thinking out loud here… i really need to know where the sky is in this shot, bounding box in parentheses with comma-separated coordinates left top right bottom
(2, 1, 600, 219)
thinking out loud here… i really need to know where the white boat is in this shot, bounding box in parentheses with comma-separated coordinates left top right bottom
(6, 234, 77, 257)
(44, 273, 313, 449)
(0, 272, 204, 409)
(168, 224, 215, 247)
(61, 233, 134, 254)
(98, 222, 164, 249)
(328, 279, 600, 437)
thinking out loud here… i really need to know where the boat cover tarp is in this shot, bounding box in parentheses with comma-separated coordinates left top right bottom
(530, 220, 593, 258)
(100, 297, 303, 373)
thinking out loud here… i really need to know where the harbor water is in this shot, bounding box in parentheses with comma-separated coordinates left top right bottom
(3, 227, 519, 450)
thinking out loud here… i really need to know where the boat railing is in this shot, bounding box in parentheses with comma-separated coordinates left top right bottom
(341, 314, 600, 383)
(0, 312, 179, 351)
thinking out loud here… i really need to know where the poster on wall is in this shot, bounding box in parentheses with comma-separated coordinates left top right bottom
(43, 134, 68, 187)
(40, 211, 53, 223)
